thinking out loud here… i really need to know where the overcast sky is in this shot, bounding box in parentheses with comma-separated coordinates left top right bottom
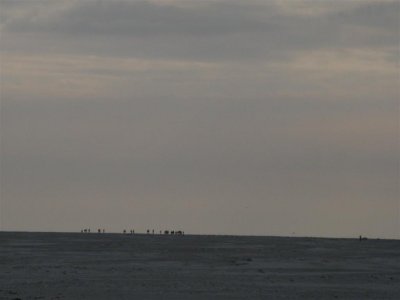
(0, 0, 398, 238)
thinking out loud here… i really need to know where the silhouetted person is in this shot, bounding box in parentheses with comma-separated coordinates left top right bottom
(123, 229, 127, 234)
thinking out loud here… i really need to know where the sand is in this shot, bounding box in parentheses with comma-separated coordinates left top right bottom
(0, 232, 399, 299)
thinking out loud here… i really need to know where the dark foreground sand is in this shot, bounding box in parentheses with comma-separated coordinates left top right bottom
(0, 232, 399, 299)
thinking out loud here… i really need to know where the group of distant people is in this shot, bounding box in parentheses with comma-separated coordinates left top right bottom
(81, 228, 106, 233)
(162, 230, 184, 235)
(80, 228, 184, 235)
(124, 229, 185, 235)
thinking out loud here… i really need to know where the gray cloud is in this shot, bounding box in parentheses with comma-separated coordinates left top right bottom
(1, 0, 399, 238)
(1, 0, 398, 61)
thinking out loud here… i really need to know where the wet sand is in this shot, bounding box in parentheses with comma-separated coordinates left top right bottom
(0, 232, 399, 299)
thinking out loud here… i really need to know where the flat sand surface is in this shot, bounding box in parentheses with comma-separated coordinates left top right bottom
(0, 232, 399, 299)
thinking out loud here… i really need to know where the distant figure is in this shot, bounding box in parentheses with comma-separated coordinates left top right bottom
(160, 230, 162, 234)
(164, 230, 169, 235)
(152, 229, 154, 234)
(147, 229, 150, 234)
(171, 231, 175, 235)
(88, 229, 91, 233)
(123, 229, 127, 234)
(98, 229, 101, 233)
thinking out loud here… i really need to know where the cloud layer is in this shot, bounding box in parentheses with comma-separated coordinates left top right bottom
(1, 0, 399, 238)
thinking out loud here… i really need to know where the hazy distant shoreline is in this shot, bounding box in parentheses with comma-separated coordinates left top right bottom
(1, 230, 398, 241)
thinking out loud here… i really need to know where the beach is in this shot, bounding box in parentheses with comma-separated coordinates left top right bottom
(0, 232, 399, 299)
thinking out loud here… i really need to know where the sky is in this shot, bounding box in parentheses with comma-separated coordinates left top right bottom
(0, 0, 399, 238)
